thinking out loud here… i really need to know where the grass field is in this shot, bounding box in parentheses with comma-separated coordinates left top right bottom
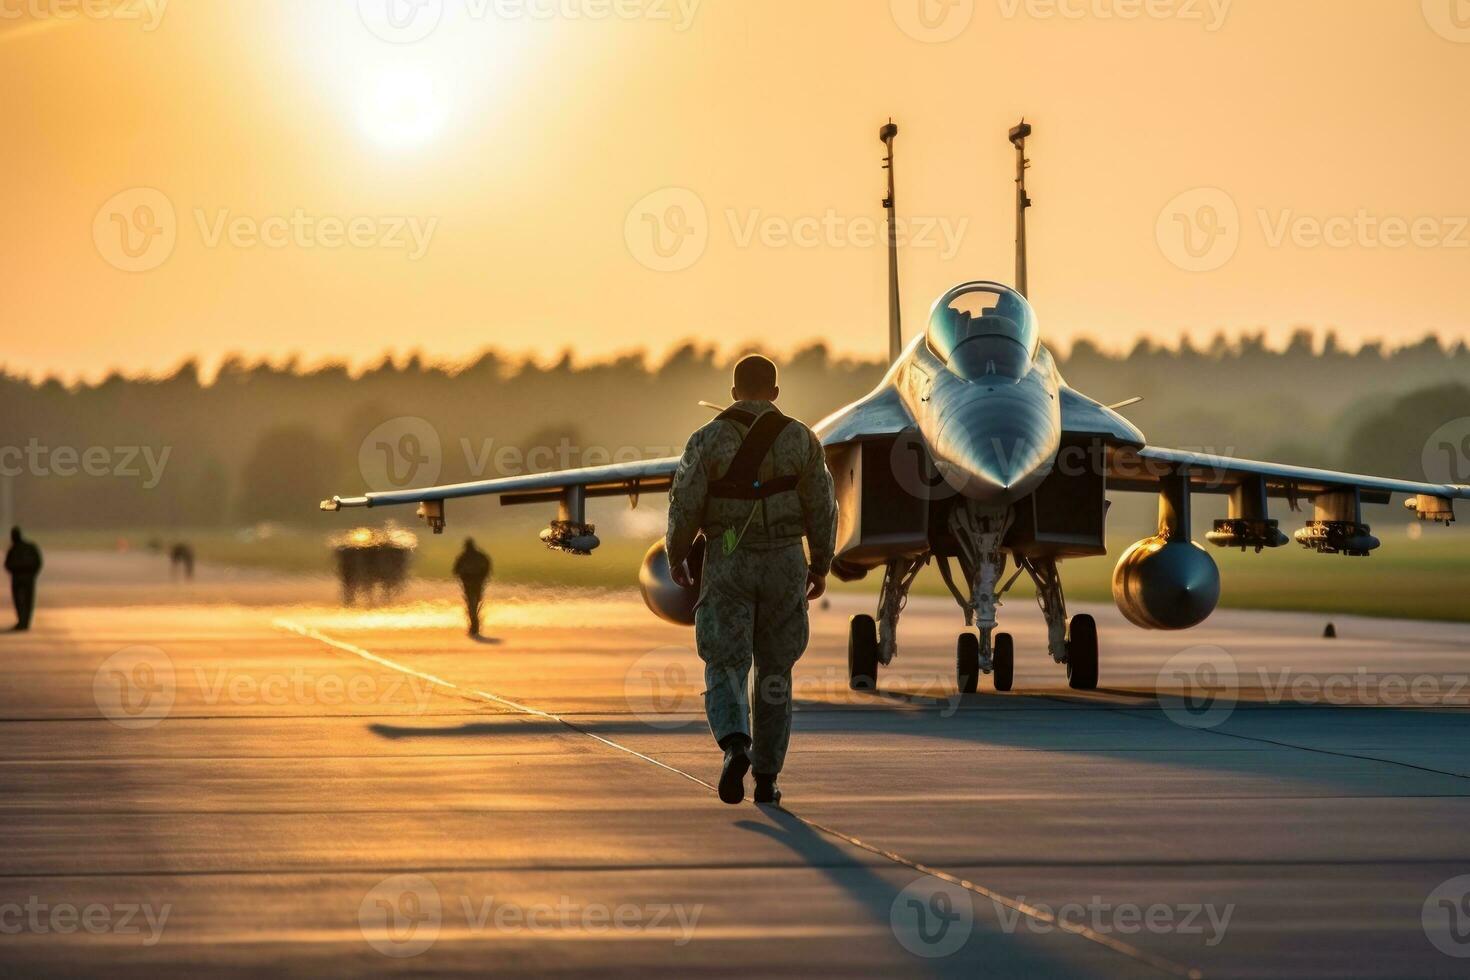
(39, 515, 1470, 623)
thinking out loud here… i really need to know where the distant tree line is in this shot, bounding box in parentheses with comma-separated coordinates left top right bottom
(2, 331, 1466, 529)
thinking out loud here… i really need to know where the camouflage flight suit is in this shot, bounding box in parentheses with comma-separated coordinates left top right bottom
(666, 400, 838, 776)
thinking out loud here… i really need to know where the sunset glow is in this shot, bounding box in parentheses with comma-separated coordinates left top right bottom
(3, 1, 1467, 383)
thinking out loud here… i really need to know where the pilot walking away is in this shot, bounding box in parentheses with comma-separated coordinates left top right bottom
(453, 538, 493, 637)
(666, 355, 838, 805)
(5, 527, 43, 632)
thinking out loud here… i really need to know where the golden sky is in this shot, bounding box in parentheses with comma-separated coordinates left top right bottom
(4, 0, 1469, 381)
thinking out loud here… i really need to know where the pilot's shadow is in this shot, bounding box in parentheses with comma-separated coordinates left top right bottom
(735, 810, 898, 931)
(735, 809, 1078, 975)
(366, 718, 703, 739)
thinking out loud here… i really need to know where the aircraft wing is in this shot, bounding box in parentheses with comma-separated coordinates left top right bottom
(321, 455, 681, 515)
(814, 381, 913, 445)
(1106, 445, 1470, 514)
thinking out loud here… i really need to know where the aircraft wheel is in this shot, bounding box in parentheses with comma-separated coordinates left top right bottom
(956, 633, 980, 695)
(1066, 614, 1099, 691)
(849, 615, 879, 691)
(993, 633, 1014, 692)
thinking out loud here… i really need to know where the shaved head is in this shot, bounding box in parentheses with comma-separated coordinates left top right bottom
(732, 354, 779, 401)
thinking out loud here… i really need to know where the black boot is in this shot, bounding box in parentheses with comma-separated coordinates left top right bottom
(718, 735, 751, 805)
(753, 772, 781, 805)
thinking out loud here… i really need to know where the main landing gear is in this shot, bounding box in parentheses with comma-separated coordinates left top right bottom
(848, 613, 879, 692)
(846, 593, 1100, 693)
(845, 500, 1102, 694)
(1065, 613, 1098, 691)
(847, 553, 926, 692)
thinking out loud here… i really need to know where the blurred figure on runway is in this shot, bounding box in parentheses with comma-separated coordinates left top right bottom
(169, 542, 195, 580)
(5, 527, 42, 631)
(453, 538, 493, 637)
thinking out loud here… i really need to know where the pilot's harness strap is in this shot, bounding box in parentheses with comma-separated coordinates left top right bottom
(714, 406, 757, 428)
(709, 407, 800, 557)
(710, 408, 799, 500)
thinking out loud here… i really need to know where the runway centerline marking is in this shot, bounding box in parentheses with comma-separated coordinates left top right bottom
(275, 618, 1202, 979)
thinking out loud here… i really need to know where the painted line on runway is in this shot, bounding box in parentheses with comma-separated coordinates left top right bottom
(273, 620, 713, 793)
(275, 618, 1202, 979)
(784, 812, 1201, 977)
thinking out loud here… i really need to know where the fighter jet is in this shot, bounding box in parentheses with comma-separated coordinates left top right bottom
(322, 120, 1469, 694)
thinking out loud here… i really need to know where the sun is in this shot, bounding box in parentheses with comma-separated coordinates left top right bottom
(357, 67, 450, 151)
(284, 3, 517, 156)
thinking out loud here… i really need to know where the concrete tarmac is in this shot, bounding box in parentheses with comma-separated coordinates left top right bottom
(3, 551, 1470, 977)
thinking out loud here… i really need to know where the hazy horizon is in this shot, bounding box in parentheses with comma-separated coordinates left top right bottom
(4, 321, 1466, 387)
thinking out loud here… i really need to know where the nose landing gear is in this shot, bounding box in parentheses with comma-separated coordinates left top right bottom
(956, 630, 1012, 694)
(956, 633, 980, 694)
(947, 501, 1017, 695)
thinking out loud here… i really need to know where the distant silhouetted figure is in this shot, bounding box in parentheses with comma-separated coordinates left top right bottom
(5, 527, 42, 632)
(169, 542, 195, 580)
(452, 538, 493, 636)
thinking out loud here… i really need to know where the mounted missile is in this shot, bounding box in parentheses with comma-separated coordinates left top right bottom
(1206, 475, 1290, 552)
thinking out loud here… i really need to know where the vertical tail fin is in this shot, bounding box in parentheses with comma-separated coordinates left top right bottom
(880, 120, 902, 361)
(1009, 120, 1033, 298)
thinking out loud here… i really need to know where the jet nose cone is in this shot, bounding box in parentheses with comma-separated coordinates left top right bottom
(934, 434, 1042, 503)
(970, 456, 1030, 502)
(932, 384, 1060, 504)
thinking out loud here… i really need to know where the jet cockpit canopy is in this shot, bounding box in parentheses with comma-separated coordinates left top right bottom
(926, 282, 1039, 381)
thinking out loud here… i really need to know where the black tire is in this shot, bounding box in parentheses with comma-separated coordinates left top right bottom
(993, 632, 1014, 692)
(956, 633, 980, 695)
(1066, 614, 1099, 691)
(849, 615, 879, 691)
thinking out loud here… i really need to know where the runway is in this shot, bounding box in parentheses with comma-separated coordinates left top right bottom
(3, 551, 1470, 977)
